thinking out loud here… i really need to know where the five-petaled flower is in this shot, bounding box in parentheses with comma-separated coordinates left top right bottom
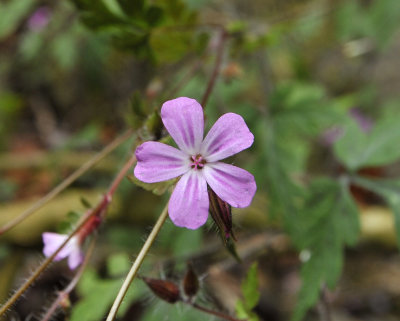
(134, 97, 257, 229)
(42, 232, 83, 270)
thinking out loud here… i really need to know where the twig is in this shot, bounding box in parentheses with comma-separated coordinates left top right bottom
(40, 236, 97, 321)
(201, 28, 227, 108)
(0, 129, 133, 236)
(105, 203, 169, 321)
(0, 155, 137, 317)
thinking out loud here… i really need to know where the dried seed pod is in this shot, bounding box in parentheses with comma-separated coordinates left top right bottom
(183, 263, 199, 298)
(142, 277, 180, 303)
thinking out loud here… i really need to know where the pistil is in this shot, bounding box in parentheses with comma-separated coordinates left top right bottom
(191, 154, 206, 170)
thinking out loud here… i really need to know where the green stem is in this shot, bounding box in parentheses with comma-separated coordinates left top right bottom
(105, 203, 169, 321)
(0, 155, 137, 317)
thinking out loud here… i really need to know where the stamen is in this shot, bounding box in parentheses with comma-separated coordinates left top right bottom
(190, 154, 206, 170)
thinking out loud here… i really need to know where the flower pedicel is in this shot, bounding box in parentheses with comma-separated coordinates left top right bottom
(134, 97, 256, 229)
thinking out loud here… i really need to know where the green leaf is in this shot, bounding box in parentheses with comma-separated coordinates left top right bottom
(150, 29, 192, 63)
(242, 262, 260, 310)
(0, 0, 35, 40)
(334, 116, 400, 171)
(235, 263, 260, 321)
(127, 174, 177, 196)
(146, 6, 164, 26)
(291, 178, 360, 321)
(270, 82, 341, 136)
(116, 0, 145, 17)
(107, 253, 131, 277)
(71, 268, 144, 321)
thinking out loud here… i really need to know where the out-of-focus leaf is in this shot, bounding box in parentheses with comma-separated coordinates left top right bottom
(146, 6, 164, 27)
(150, 29, 192, 63)
(127, 174, 177, 196)
(171, 226, 202, 256)
(157, 221, 203, 256)
(50, 32, 79, 69)
(140, 300, 206, 321)
(0, 0, 35, 40)
(71, 268, 144, 321)
(235, 262, 260, 321)
(334, 116, 400, 171)
(116, 0, 145, 17)
(270, 82, 341, 136)
(107, 253, 131, 277)
(335, 0, 400, 49)
(241, 262, 260, 310)
(291, 178, 360, 321)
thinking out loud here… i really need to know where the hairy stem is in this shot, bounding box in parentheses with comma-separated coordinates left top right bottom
(0, 129, 133, 236)
(106, 203, 169, 321)
(40, 236, 97, 321)
(0, 155, 137, 317)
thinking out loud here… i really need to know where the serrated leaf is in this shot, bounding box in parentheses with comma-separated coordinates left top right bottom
(127, 174, 177, 195)
(291, 178, 360, 321)
(334, 116, 400, 171)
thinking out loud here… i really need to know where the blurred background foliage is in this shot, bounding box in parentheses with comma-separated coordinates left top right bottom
(1, 0, 400, 320)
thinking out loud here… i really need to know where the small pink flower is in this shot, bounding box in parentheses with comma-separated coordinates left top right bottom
(134, 97, 257, 229)
(27, 7, 51, 31)
(42, 232, 83, 270)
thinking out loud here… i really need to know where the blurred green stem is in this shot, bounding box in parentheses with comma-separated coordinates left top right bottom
(0, 154, 137, 317)
(106, 203, 169, 321)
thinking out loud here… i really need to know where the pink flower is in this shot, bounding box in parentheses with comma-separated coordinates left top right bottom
(134, 97, 257, 229)
(42, 232, 83, 270)
(27, 7, 51, 31)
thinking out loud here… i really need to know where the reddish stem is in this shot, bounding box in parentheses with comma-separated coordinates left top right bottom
(201, 28, 228, 108)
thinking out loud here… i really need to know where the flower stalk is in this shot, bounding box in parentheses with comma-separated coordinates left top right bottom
(0, 154, 137, 317)
(105, 203, 169, 321)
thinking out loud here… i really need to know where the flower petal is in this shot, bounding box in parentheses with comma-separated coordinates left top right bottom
(68, 248, 84, 270)
(203, 162, 256, 208)
(161, 97, 204, 154)
(168, 171, 209, 229)
(201, 113, 254, 162)
(134, 141, 190, 183)
(42, 232, 74, 261)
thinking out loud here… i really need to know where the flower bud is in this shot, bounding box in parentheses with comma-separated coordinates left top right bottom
(141, 277, 180, 303)
(183, 263, 199, 299)
(208, 188, 236, 242)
